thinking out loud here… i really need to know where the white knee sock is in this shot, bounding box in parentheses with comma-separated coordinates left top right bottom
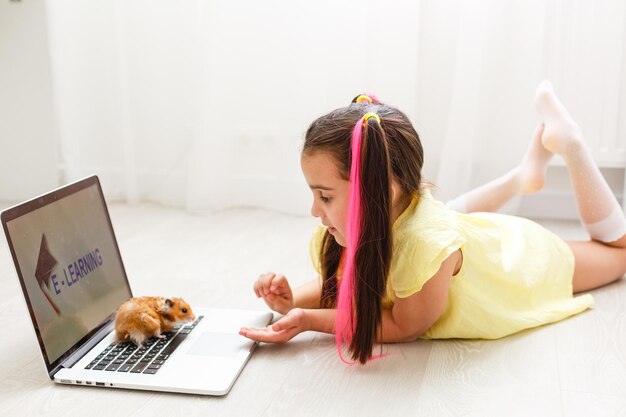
(583, 205, 626, 243)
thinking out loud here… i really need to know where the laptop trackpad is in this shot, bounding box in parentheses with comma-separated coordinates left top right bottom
(187, 332, 253, 357)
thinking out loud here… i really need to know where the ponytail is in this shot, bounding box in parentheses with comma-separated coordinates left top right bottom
(335, 111, 393, 364)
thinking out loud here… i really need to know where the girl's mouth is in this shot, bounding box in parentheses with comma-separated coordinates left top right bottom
(328, 226, 336, 233)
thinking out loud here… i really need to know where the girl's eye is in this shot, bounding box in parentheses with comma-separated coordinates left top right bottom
(320, 195, 331, 203)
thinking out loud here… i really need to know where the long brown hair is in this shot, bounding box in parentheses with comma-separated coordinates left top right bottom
(303, 97, 424, 363)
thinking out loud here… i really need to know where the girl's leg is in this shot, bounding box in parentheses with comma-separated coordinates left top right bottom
(446, 123, 553, 213)
(533, 80, 626, 292)
(568, 240, 626, 293)
(534, 80, 626, 248)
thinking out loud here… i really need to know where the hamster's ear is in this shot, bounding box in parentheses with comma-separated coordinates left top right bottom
(165, 298, 173, 308)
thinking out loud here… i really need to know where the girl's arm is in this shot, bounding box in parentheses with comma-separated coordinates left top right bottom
(384, 248, 461, 341)
(302, 304, 443, 343)
(304, 308, 410, 343)
(306, 249, 461, 342)
(240, 303, 430, 344)
(292, 277, 323, 309)
(241, 250, 461, 344)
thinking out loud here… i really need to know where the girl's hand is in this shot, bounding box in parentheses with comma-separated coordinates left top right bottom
(253, 272, 294, 315)
(239, 308, 309, 344)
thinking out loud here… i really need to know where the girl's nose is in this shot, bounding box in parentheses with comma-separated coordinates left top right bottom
(310, 202, 321, 218)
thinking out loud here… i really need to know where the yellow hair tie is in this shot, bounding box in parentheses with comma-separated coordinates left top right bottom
(356, 95, 373, 104)
(362, 112, 381, 126)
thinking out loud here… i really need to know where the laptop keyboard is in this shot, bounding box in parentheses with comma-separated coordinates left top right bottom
(84, 315, 204, 375)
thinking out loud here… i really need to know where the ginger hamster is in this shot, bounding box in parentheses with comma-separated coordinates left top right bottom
(114, 296, 196, 347)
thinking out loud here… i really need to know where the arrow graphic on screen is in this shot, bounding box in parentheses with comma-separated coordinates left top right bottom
(34, 234, 61, 315)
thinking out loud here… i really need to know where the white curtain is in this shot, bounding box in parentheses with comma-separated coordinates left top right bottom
(43, 0, 626, 215)
(425, 0, 626, 205)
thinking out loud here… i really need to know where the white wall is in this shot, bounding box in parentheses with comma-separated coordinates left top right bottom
(0, 0, 58, 202)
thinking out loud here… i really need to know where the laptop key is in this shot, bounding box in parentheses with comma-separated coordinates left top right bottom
(118, 363, 133, 373)
(130, 361, 150, 373)
(161, 333, 189, 355)
(143, 368, 159, 375)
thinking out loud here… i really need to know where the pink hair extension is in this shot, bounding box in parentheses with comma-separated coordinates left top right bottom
(365, 93, 380, 103)
(335, 114, 386, 365)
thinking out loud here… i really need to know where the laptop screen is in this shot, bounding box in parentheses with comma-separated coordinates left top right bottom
(2, 176, 132, 369)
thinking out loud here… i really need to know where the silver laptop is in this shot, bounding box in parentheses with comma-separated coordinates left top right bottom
(1, 175, 272, 396)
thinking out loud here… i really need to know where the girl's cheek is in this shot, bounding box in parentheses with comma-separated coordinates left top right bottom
(337, 228, 347, 242)
(333, 233, 347, 247)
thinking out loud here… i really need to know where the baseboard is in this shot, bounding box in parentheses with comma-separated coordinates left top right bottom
(516, 191, 625, 220)
(515, 165, 625, 220)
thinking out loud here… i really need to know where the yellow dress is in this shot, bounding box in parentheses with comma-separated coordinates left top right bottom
(309, 187, 594, 339)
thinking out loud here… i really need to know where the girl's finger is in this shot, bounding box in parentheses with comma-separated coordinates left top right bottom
(270, 274, 287, 292)
(272, 315, 298, 332)
(239, 326, 289, 343)
(255, 273, 271, 296)
(262, 273, 276, 294)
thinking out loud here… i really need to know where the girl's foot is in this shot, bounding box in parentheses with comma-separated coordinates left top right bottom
(534, 80, 584, 158)
(510, 123, 553, 194)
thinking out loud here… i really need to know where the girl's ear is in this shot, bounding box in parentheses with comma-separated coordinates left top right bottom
(391, 181, 400, 204)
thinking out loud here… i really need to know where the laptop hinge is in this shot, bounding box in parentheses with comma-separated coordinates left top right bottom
(58, 320, 115, 371)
